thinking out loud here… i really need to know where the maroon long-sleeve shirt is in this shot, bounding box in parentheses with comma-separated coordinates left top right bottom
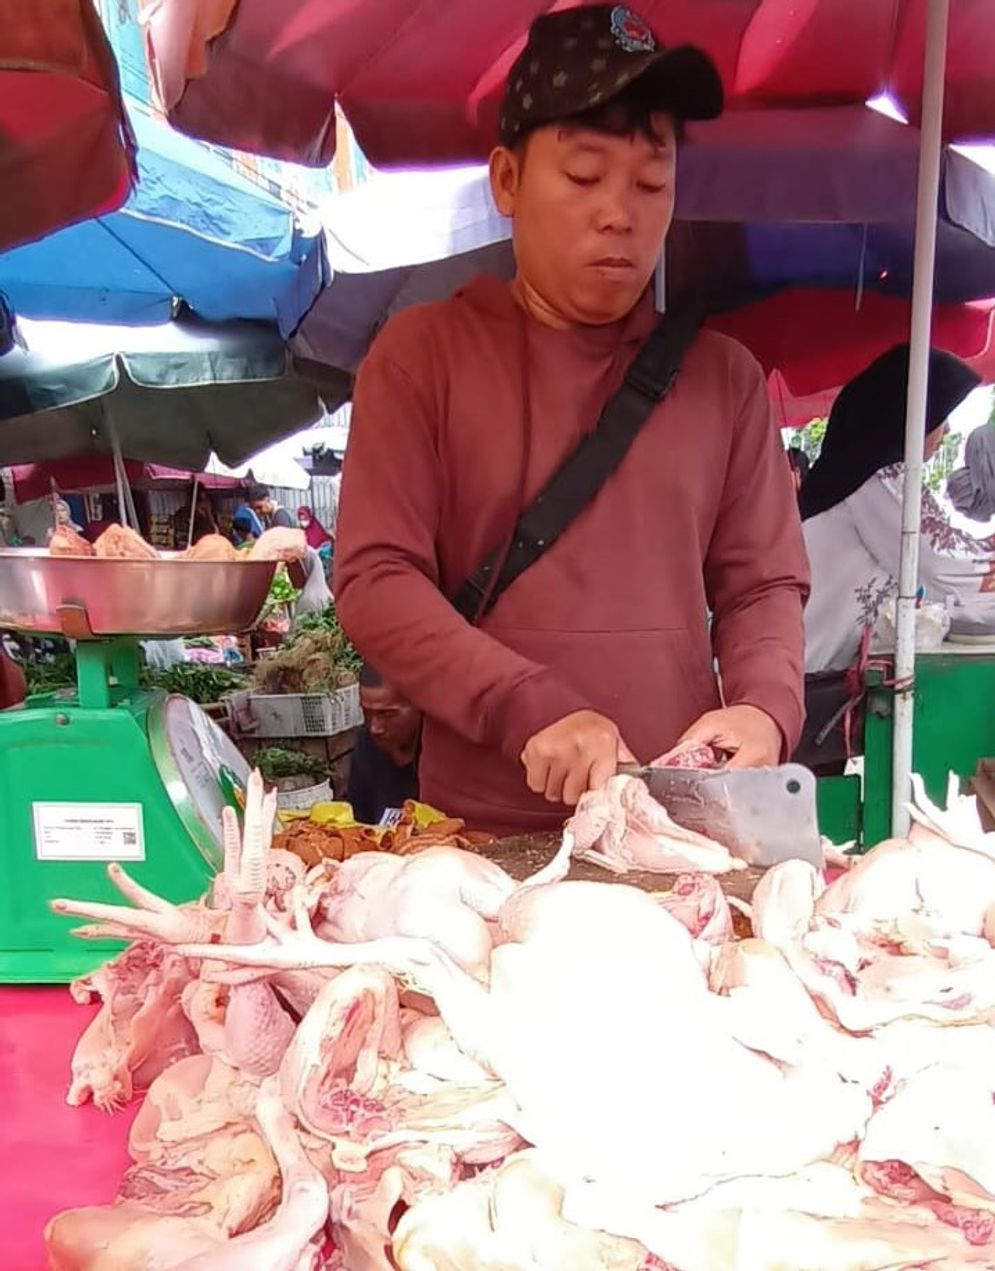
(335, 276, 809, 834)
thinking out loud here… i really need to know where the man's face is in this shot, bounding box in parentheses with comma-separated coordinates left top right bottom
(490, 113, 677, 326)
(251, 497, 272, 519)
(360, 683, 420, 764)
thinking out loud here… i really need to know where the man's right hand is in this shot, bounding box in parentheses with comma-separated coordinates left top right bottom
(521, 710, 635, 807)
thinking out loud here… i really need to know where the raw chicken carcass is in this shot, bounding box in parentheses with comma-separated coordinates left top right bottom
(184, 534, 239, 563)
(569, 774, 745, 876)
(57, 761, 995, 1271)
(67, 939, 199, 1111)
(327, 1143, 457, 1271)
(279, 965, 402, 1143)
(563, 1162, 995, 1271)
(46, 1056, 281, 1271)
(651, 741, 724, 770)
(49, 526, 94, 556)
(393, 1150, 650, 1271)
(316, 832, 573, 979)
(816, 833, 995, 941)
(859, 1065, 995, 1225)
(93, 524, 160, 559)
(248, 527, 306, 562)
(179, 878, 871, 1208)
(176, 1076, 328, 1271)
(656, 873, 734, 947)
(754, 857, 995, 1031)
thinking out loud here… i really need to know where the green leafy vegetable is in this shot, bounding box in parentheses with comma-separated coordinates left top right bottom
(254, 746, 328, 782)
(24, 653, 77, 696)
(141, 662, 245, 704)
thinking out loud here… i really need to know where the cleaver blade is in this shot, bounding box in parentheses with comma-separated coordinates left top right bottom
(618, 763, 824, 869)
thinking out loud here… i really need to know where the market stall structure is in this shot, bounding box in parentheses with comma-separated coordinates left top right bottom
(7, 1, 995, 1267)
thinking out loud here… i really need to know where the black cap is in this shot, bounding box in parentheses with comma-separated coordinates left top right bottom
(499, 5, 724, 147)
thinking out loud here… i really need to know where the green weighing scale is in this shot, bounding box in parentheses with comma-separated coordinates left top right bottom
(0, 548, 277, 983)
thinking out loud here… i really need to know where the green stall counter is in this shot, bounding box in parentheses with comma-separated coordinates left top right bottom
(816, 642, 995, 849)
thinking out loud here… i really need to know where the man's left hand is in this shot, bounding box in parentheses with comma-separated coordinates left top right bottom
(676, 705, 782, 769)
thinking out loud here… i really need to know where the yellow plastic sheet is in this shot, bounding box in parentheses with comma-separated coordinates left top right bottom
(277, 799, 448, 836)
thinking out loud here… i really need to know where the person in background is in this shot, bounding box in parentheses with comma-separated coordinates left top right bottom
(802, 344, 990, 675)
(249, 483, 294, 529)
(45, 498, 83, 544)
(786, 444, 810, 495)
(230, 512, 258, 549)
(298, 505, 332, 550)
(346, 664, 421, 826)
(948, 421, 995, 524)
(85, 494, 118, 542)
(298, 505, 334, 577)
(233, 499, 265, 538)
(334, 4, 807, 835)
(292, 547, 333, 623)
(0, 645, 26, 709)
(191, 490, 218, 542)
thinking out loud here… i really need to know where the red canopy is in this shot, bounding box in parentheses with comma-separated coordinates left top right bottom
(0, 0, 135, 251)
(144, 0, 995, 167)
(704, 289, 995, 426)
(7, 458, 243, 505)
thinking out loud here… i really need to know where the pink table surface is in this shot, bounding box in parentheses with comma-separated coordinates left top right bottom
(0, 987, 137, 1270)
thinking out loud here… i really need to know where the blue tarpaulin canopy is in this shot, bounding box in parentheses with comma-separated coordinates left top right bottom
(0, 101, 324, 333)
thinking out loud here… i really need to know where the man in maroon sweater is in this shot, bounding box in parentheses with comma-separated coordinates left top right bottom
(334, 5, 809, 836)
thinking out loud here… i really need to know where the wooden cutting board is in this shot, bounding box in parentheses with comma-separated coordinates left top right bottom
(475, 834, 766, 908)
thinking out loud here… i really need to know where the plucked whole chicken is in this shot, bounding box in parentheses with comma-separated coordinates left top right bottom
(37, 522, 306, 565)
(45, 770, 995, 1269)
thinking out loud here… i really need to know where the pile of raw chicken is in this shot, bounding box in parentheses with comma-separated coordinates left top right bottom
(45, 764, 995, 1270)
(49, 522, 304, 564)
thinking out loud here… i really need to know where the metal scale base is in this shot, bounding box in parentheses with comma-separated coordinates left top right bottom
(0, 640, 248, 983)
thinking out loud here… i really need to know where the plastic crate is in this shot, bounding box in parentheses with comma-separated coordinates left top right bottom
(276, 778, 333, 812)
(230, 684, 361, 738)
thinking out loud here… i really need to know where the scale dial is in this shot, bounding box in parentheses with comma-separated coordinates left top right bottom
(147, 694, 250, 870)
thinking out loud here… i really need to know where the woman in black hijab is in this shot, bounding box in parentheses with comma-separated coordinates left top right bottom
(802, 344, 985, 677)
(799, 344, 980, 521)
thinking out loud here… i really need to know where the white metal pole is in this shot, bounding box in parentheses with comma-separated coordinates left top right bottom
(891, 0, 950, 837)
(187, 476, 200, 550)
(654, 252, 666, 312)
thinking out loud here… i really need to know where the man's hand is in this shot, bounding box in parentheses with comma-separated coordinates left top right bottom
(677, 705, 782, 770)
(521, 710, 635, 806)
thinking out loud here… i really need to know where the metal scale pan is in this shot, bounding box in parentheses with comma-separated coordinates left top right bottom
(0, 549, 278, 982)
(0, 548, 276, 638)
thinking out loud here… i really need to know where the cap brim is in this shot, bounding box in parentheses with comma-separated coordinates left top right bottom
(627, 45, 725, 122)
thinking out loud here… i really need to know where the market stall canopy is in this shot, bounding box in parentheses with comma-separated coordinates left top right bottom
(0, 98, 324, 330)
(293, 110, 995, 373)
(142, 0, 995, 166)
(5, 457, 244, 504)
(204, 441, 311, 491)
(713, 289, 995, 418)
(1, 0, 136, 251)
(0, 315, 348, 469)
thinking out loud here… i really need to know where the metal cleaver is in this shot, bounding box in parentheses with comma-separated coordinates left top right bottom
(618, 763, 824, 868)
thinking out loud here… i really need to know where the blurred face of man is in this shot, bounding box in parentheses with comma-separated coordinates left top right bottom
(251, 496, 272, 519)
(489, 112, 677, 327)
(360, 682, 420, 766)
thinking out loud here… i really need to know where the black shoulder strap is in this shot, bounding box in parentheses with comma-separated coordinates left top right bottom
(452, 305, 701, 624)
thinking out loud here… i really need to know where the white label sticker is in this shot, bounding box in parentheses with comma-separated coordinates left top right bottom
(32, 802, 146, 862)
